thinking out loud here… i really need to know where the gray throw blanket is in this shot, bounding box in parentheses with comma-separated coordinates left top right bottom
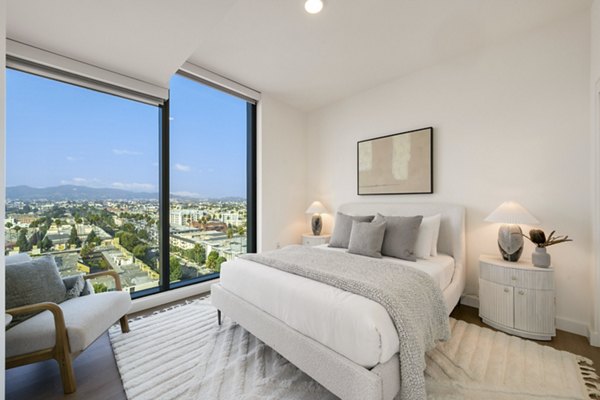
(241, 245, 450, 400)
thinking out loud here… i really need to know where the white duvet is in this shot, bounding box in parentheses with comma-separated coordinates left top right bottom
(219, 245, 455, 368)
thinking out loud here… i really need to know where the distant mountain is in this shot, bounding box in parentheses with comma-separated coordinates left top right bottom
(7, 185, 158, 201)
(7, 185, 246, 202)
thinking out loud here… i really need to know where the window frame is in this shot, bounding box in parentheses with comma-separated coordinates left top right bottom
(5, 64, 258, 300)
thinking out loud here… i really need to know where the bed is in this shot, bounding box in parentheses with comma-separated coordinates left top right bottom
(211, 202, 466, 400)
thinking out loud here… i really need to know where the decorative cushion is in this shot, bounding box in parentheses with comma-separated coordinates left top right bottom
(63, 275, 86, 300)
(414, 214, 442, 259)
(6, 253, 32, 265)
(373, 214, 423, 261)
(6, 256, 67, 327)
(81, 280, 95, 296)
(329, 212, 375, 248)
(347, 220, 386, 258)
(6, 291, 132, 358)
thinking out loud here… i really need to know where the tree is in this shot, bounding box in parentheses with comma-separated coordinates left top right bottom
(137, 229, 149, 240)
(116, 232, 141, 252)
(30, 231, 42, 247)
(80, 243, 93, 258)
(55, 219, 63, 231)
(68, 225, 82, 247)
(16, 229, 31, 252)
(122, 223, 136, 233)
(206, 250, 220, 271)
(227, 227, 234, 239)
(192, 244, 206, 265)
(214, 256, 227, 273)
(237, 225, 246, 236)
(92, 282, 108, 293)
(86, 230, 101, 246)
(40, 236, 52, 252)
(99, 258, 110, 270)
(5, 221, 13, 229)
(133, 244, 148, 260)
(75, 217, 83, 224)
(169, 256, 182, 281)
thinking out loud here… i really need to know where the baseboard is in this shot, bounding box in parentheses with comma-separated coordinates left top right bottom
(130, 279, 217, 314)
(555, 316, 589, 338)
(588, 328, 600, 347)
(460, 294, 479, 309)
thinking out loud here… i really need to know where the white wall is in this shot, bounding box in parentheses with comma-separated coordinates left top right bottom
(258, 94, 307, 251)
(307, 12, 592, 335)
(1, 0, 7, 394)
(590, 0, 600, 344)
(593, 1, 600, 84)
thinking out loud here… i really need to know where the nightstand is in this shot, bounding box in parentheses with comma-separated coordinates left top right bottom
(479, 255, 555, 340)
(302, 233, 330, 246)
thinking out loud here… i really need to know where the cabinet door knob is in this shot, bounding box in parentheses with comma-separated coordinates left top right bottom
(518, 290, 525, 295)
(511, 276, 517, 281)
(504, 288, 510, 293)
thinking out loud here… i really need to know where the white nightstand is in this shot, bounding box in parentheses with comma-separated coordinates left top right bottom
(479, 255, 555, 341)
(302, 234, 330, 246)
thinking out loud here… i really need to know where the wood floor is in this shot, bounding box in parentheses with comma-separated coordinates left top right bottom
(6, 302, 600, 400)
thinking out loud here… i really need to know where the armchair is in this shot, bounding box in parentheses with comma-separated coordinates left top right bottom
(6, 270, 131, 394)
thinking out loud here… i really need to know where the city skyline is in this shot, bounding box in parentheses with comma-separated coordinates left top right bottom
(6, 69, 248, 199)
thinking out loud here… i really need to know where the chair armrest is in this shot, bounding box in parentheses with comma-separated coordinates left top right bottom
(6, 302, 69, 353)
(84, 271, 123, 291)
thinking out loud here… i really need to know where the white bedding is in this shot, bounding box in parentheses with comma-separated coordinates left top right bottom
(219, 246, 455, 368)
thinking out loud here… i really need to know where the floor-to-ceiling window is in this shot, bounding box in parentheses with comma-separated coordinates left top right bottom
(168, 74, 252, 287)
(5, 66, 256, 298)
(5, 68, 161, 293)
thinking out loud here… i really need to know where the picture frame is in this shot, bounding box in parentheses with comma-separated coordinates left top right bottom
(357, 127, 433, 195)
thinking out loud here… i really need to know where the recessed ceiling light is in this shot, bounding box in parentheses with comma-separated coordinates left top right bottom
(305, 0, 323, 14)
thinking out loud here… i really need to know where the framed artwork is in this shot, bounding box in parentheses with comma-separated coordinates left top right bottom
(357, 127, 433, 195)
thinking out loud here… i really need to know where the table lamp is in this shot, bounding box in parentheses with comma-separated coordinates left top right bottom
(305, 201, 327, 236)
(484, 201, 539, 262)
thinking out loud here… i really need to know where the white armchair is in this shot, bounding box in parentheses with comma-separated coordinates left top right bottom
(6, 269, 131, 394)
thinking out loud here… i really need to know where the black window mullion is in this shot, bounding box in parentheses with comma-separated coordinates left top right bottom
(247, 103, 257, 253)
(159, 99, 171, 291)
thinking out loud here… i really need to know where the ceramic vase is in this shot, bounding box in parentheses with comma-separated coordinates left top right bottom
(532, 247, 551, 268)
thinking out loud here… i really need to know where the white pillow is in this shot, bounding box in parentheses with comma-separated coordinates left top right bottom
(429, 214, 442, 256)
(414, 214, 442, 259)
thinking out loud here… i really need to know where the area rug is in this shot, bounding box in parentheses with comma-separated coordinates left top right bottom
(109, 300, 600, 400)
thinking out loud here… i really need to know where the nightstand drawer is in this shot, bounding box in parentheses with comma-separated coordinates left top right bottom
(302, 234, 330, 246)
(480, 261, 554, 290)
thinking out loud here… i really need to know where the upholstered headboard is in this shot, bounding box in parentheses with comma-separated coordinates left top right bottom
(337, 202, 466, 308)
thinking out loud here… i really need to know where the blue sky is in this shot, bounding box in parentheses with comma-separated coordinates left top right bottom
(6, 69, 247, 199)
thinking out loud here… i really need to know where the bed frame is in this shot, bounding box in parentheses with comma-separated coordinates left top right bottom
(211, 202, 466, 400)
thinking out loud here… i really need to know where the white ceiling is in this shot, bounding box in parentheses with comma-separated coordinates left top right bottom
(6, 0, 237, 88)
(7, 0, 592, 111)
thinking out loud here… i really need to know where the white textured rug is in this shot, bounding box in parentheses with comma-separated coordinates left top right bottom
(109, 300, 600, 400)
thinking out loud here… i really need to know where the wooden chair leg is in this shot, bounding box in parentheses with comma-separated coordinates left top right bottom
(56, 351, 76, 394)
(119, 315, 130, 333)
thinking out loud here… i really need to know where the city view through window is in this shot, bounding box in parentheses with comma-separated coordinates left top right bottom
(5, 69, 250, 294)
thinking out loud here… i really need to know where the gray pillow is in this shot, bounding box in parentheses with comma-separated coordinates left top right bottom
(6, 256, 67, 327)
(63, 275, 86, 300)
(6, 253, 32, 265)
(348, 220, 386, 258)
(373, 213, 423, 261)
(329, 212, 375, 248)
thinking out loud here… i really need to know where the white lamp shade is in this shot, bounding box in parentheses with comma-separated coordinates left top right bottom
(305, 201, 327, 215)
(484, 201, 539, 225)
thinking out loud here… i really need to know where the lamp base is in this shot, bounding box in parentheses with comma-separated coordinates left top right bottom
(311, 214, 322, 236)
(497, 224, 524, 262)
